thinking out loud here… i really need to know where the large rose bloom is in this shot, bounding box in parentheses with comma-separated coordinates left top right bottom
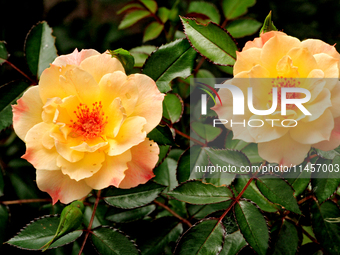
(12, 49, 164, 204)
(213, 31, 340, 166)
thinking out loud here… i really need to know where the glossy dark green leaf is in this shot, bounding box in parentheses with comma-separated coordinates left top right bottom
(0, 205, 9, 246)
(225, 131, 249, 150)
(315, 148, 340, 159)
(91, 227, 139, 255)
(139, 217, 183, 255)
(130, 45, 156, 68)
(241, 143, 263, 164)
(220, 230, 247, 255)
(312, 157, 340, 203)
(311, 200, 340, 255)
(168, 149, 185, 161)
(83, 206, 101, 229)
(25, 21, 57, 78)
(157, 145, 171, 165)
(235, 201, 269, 255)
(175, 219, 225, 255)
(204, 172, 236, 187)
(226, 19, 261, 38)
(203, 147, 250, 174)
(106, 204, 156, 223)
(119, 10, 150, 29)
(218, 65, 233, 75)
(168, 180, 233, 204)
(270, 220, 298, 255)
(147, 125, 175, 146)
(0, 41, 8, 64)
(0, 81, 29, 112)
(177, 146, 208, 183)
(189, 200, 232, 220)
(181, 17, 237, 66)
(234, 177, 278, 212)
(9, 172, 41, 199)
(163, 93, 183, 123)
(143, 38, 196, 93)
(104, 181, 166, 209)
(222, 0, 256, 20)
(153, 158, 178, 192)
(285, 161, 312, 197)
(187, 1, 221, 24)
(256, 176, 301, 214)
(143, 21, 163, 42)
(191, 122, 222, 142)
(7, 215, 82, 250)
(259, 11, 278, 35)
(109, 48, 135, 74)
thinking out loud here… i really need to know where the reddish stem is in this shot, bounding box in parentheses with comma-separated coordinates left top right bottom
(154, 200, 192, 227)
(0, 198, 51, 205)
(5, 60, 36, 85)
(173, 127, 206, 147)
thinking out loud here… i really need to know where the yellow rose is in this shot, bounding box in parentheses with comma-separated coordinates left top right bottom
(12, 49, 164, 204)
(213, 32, 340, 166)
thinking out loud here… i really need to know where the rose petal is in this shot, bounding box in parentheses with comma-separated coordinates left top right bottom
(85, 150, 131, 190)
(287, 47, 318, 77)
(52, 49, 100, 67)
(330, 82, 340, 118)
(119, 139, 159, 189)
(258, 133, 311, 166)
(276, 55, 299, 78)
(12, 86, 43, 141)
(313, 116, 340, 151)
(243, 31, 287, 51)
(36, 169, 92, 204)
(105, 98, 126, 138)
(313, 53, 339, 90)
(302, 88, 332, 122)
(234, 48, 262, 75)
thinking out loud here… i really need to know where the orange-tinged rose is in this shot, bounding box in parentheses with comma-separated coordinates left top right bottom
(12, 49, 164, 204)
(213, 32, 340, 166)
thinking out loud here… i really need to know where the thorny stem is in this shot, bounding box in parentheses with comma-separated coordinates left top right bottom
(298, 195, 314, 205)
(5, 60, 36, 84)
(0, 198, 51, 205)
(78, 189, 101, 255)
(221, 18, 228, 28)
(154, 200, 192, 227)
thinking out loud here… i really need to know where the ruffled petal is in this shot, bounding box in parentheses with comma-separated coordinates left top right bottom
(303, 88, 331, 122)
(119, 139, 159, 189)
(313, 53, 339, 90)
(85, 150, 131, 190)
(52, 49, 100, 67)
(58, 151, 105, 181)
(107, 116, 147, 156)
(105, 98, 126, 138)
(313, 116, 340, 151)
(36, 169, 92, 204)
(12, 86, 43, 141)
(79, 53, 125, 84)
(287, 47, 318, 77)
(22, 122, 59, 170)
(258, 133, 310, 166)
(243, 31, 287, 50)
(234, 48, 262, 75)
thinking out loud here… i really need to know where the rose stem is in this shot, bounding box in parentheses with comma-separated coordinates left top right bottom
(154, 199, 192, 227)
(0, 198, 52, 205)
(5, 60, 36, 85)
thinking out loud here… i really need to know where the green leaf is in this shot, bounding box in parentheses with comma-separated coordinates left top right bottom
(270, 220, 299, 255)
(117, 3, 143, 14)
(139, 217, 183, 255)
(241, 144, 263, 164)
(225, 131, 249, 150)
(189, 200, 232, 219)
(143, 38, 197, 93)
(175, 219, 225, 254)
(7, 215, 82, 250)
(311, 157, 340, 203)
(25, 21, 57, 78)
(220, 230, 247, 255)
(177, 146, 208, 183)
(158, 7, 170, 23)
(191, 122, 222, 142)
(235, 201, 269, 255)
(285, 161, 312, 197)
(143, 21, 163, 42)
(218, 65, 233, 75)
(0, 41, 8, 64)
(222, 0, 256, 20)
(0, 81, 29, 112)
(234, 176, 278, 212)
(315, 148, 340, 159)
(163, 93, 183, 123)
(168, 180, 233, 204)
(147, 125, 175, 146)
(106, 204, 156, 223)
(91, 227, 139, 255)
(256, 176, 301, 214)
(187, 1, 221, 24)
(83, 206, 101, 229)
(181, 17, 237, 66)
(0, 205, 9, 246)
(226, 18, 262, 38)
(130, 45, 156, 68)
(140, 0, 157, 14)
(153, 158, 178, 192)
(259, 11, 278, 35)
(203, 147, 250, 174)
(157, 145, 171, 165)
(104, 181, 166, 209)
(109, 48, 135, 74)
(0, 168, 4, 197)
(118, 10, 150, 30)
(311, 200, 340, 255)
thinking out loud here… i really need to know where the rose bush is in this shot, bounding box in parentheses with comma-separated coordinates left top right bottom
(12, 49, 164, 204)
(213, 31, 340, 166)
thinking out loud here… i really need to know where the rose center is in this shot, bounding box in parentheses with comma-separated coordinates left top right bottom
(69, 102, 108, 140)
(268, 77, 302, 110)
